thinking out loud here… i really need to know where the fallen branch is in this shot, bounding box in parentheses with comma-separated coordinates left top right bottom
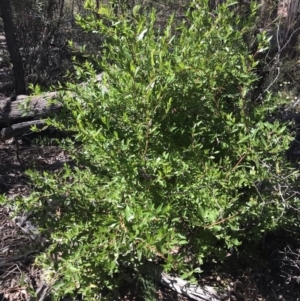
(0, 92, 61, 127)
(0, 119, 46, 140)
(0, 73, 105, 128)
(137, 262, 225, 301)
(160, 272, 222, 301)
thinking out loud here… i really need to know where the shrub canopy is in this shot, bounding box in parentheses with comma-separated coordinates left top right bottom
(9, 0, 299, 299)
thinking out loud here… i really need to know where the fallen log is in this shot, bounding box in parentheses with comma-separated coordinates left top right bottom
(0, 119, 46, 140)
(136, 262, 226, 301)
(0, 73, 105, 128)
(160, 272, 222, 301)
(0, 92, 61, 127)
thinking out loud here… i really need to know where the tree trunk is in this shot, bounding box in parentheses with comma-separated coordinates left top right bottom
(260, 0, 279, 26)
(36, 0, 65, 71)
(0, 0, 26, 95)
(285, 0, 300, 38)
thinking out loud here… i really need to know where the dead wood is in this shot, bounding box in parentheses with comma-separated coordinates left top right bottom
(0, 92, 61, 127)
(0, 73, 106, 142)
(0, 119, 46, 140)
(0, 73, 105, 128)
(137, 262, 224, 301)
(159, 272, 222, 301)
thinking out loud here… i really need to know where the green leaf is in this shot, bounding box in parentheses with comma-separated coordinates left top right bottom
(137, 29, 148, 41)
(197, 205, 205, 222)
(125, 206, 134, 222)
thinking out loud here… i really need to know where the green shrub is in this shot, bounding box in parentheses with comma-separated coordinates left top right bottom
(7, 0, 300, 299)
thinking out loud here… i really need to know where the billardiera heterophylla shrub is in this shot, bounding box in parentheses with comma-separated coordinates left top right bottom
(7, 0, 300, 299)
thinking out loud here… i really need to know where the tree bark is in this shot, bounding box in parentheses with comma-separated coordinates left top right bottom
(0, 0, 26, 95)
(259, 0, 279, 26)
(285, 0, 300, 45)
